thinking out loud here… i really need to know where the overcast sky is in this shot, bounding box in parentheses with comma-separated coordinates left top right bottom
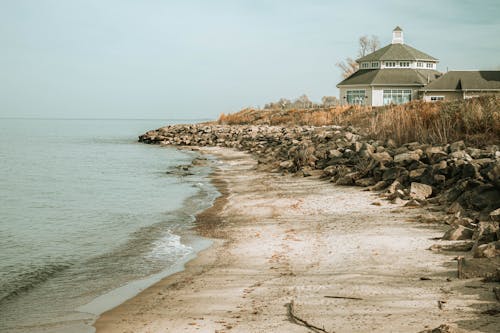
(1, 0, 499, 119)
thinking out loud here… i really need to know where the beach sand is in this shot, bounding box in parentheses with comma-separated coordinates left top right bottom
(94, 147, 499, 333)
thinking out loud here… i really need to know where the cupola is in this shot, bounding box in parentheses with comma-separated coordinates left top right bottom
(392, 26, 404, 44)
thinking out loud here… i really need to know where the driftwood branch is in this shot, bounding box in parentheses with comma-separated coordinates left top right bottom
(324, 295, 363, 300)
(286, 300, 332, 333)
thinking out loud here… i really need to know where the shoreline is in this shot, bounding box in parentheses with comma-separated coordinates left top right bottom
(94, 147, 499, 333)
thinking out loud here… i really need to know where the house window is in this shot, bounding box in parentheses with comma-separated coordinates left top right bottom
(399, 61, 410, 67)
(371, 62, 379, 68)
(417, 62, 423, 67)
(430, 96, 444, 101)
(346, 90, 366, 105)
(426, 63, 434, 69)
(385, 61, 396, 67)
(383, 89, 412, 105)
(361, 62, 369, 69)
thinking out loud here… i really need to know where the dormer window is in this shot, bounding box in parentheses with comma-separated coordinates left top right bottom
(399, 61, 410, 67)
(371, 62, 379, 68)
(417, 62, 423, 68)
(361, 62, 369, 69)
(426, 63, 434, 69)
(385, 61, 396, 67)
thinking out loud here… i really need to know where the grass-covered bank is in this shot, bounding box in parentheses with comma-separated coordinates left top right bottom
(217, 96, 500, 146)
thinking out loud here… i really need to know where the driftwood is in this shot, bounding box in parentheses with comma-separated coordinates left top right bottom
(324, 295, 363, 300)
(286, 300, 332, 333)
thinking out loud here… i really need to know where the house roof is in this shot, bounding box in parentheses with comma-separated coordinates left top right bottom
(421, 71, 500, 91)
(337, 69, 442, 87)
(393, 26, 403, 32)
(356, 43, 438, 63)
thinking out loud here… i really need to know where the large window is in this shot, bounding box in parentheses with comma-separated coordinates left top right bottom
(346, 90, 366, 105)
(383, 89, 412, 105)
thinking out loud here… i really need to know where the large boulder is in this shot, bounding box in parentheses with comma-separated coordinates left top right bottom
(410, 182, 433, 200)
(442, 225, 474, 240)
(474, 241, 500, 258)
(394, 151, 421, 164)
(471, 221, 499, 254)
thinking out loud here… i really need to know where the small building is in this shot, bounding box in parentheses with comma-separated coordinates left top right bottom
(337, 27, 441, 106)
(420, 71, 500, 101)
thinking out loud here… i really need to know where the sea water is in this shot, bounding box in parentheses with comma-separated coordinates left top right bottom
(0, 118, 217, 333)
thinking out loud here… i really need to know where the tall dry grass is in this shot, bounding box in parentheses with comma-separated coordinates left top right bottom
(217, 96, 500, 146)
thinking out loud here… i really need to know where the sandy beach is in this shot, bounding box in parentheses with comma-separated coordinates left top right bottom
(94, 147, 499, 333)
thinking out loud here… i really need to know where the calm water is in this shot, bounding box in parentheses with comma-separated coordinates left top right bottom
(0, 119, 217, 333)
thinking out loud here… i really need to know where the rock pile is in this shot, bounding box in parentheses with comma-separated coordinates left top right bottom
(139, 124, 500, 266)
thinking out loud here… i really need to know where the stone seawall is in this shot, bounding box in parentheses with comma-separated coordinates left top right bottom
(140, 124, 500, 266)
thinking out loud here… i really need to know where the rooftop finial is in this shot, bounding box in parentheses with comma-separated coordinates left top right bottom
(392, 26, 404, 44)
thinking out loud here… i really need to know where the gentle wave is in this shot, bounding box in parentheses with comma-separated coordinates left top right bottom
(0, 262, 72, 303)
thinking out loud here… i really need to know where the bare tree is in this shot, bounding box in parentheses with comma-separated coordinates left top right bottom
(336, 57, 358, 79)
(337, 35, 380, 78)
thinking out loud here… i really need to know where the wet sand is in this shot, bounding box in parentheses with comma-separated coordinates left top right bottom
(95, 147, 499, 333)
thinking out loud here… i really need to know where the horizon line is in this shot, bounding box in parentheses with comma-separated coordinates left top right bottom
(0, 117, 214, 121)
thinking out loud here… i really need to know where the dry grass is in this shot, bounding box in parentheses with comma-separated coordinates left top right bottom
(217, 96, 500, 146)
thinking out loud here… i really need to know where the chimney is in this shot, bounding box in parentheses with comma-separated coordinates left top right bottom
(392, 26, 404, 44)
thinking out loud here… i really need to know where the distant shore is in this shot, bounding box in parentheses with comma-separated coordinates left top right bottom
(94, 147, 499, 333)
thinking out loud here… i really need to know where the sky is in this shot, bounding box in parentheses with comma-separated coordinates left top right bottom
(1, 0, 499, 120)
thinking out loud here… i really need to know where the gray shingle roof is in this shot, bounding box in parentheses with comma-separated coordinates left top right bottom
(337, 69, 442, 87)
(356, 43, 438, 62)
(421, 71, 500, 91)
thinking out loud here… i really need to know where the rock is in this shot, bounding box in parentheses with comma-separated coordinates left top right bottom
(471, 221, 499, 254)
(382, 167, 408, 181)
(404, 199, 423, 207)
(336, 172, 360, 186)
(490, 208, 500, 222)
(368, 181, 388, 191)
(425, 146, 448, 163)
(386, 180, 402, 194)
(449, 150, 472, 161)
(450, 140, 466, 152)
(409, 168, 426, 180)
(394, 151, 421, 164)
(447, 202, 465, 215)
(457, 257, 500, 280)
(442, 225, 474, 240)
(474, 241, 500, 258)
(279, 160, 294, 170)
(328, 149, 343, 158)
(418, 324, 464, 333)
(410, 182, 433, 200)
(370, 151, 393, 163)
(429, 242, 474, 252)
(354, 177, 376, 187)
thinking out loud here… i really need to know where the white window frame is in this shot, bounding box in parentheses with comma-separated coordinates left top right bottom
(383, 89, 412, 105)
(430, 96, 444, 101)
(361, 62, 369, 69)
(371, 62, 379, 68)
(346, 90, 366, 105)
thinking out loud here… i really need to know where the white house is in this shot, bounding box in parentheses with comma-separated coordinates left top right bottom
(337, 27, 441, 106)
